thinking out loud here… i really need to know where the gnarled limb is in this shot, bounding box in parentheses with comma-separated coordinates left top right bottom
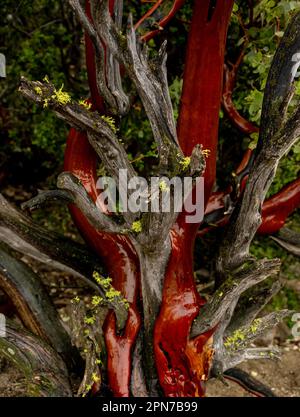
(57, 172, 127, 233)
(226, 279, 282, 335)
(191, 258, 281, 336)
(224, 310, 292, 348)
(90, 0, 181, 167)
(0, 319, 72, 397)
(0, 193, 129, 329)
(131, 335, 148, 397)
(224, 368, 276, 397)
(19, 77, 137, 188)
(153, 0, 235, 397)
(68, 0, 129, 115)
(23, 174, 131, 233)
(21, 190, 73, 211)
(220, 347, 281, 373)
(217, 10, 300, 275)
(0, 246, 81, 372)
(0, 193, 103, 283)
(211, 310, 289, 376)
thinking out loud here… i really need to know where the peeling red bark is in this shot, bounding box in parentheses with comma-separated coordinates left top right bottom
(177, 0, 234, 201)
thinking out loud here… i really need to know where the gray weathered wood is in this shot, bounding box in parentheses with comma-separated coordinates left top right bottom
(0, 194, 128, 329)
(0, 246, 81, 372)
(271, 228, 300, 257)
(0, 319, 72, 397)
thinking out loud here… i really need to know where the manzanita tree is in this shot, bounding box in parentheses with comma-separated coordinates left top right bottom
(0, 0, 300, 397)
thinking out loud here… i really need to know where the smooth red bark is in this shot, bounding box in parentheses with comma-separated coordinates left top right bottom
(65, 128, 141, 397)
(135, 0, 186, 42)
(198, 176, 300, 237)
(153, 0, 234, 397)
(259, 178, 300, 234)
(222, 63, 259, 135)
(63, 1, 141, 397)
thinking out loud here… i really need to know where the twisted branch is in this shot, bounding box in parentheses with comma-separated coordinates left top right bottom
(0, 319, 72, 397)
(0, 194, 128, 329)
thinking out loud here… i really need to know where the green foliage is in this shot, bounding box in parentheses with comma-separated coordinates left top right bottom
(0, 0, 87, 182)
(169, 77, 183, 121)
(267, 147, 300, 196)
(218, 0, 300, 193)
(250, 211, 300, 317)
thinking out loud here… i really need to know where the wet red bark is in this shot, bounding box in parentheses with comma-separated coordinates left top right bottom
(153, 0, 234, 397)
(65, 128, 141, 397)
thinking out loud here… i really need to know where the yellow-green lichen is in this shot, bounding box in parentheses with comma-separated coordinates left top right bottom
(131, 220, 142, 233)
(250, 318, 262, 333)
(51, 84, 71, 105)
(34, 86, 42, 95)
(91, 295, 103, 306)
(92, 372, 100, 383)
(93, 271, 112, 288)
(202, 149, 211, 158)
(224, 329, 246, 349)
(105, 286, 129, 309)
(71, 296, 80, 304)
(79, 99, 92, 110)
(84, 384, 92, 393)
(159, 180, 169, 192)
(43, 98, 50, 108)
(179, 156, 191, 171)
(101, 115, 118, 134)
(106, 287, 122, 300)
(92, 271, 129, 309)
(84, 316, 96, 325)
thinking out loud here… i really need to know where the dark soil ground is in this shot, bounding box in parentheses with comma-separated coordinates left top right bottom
(206, 344, 300, 397)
